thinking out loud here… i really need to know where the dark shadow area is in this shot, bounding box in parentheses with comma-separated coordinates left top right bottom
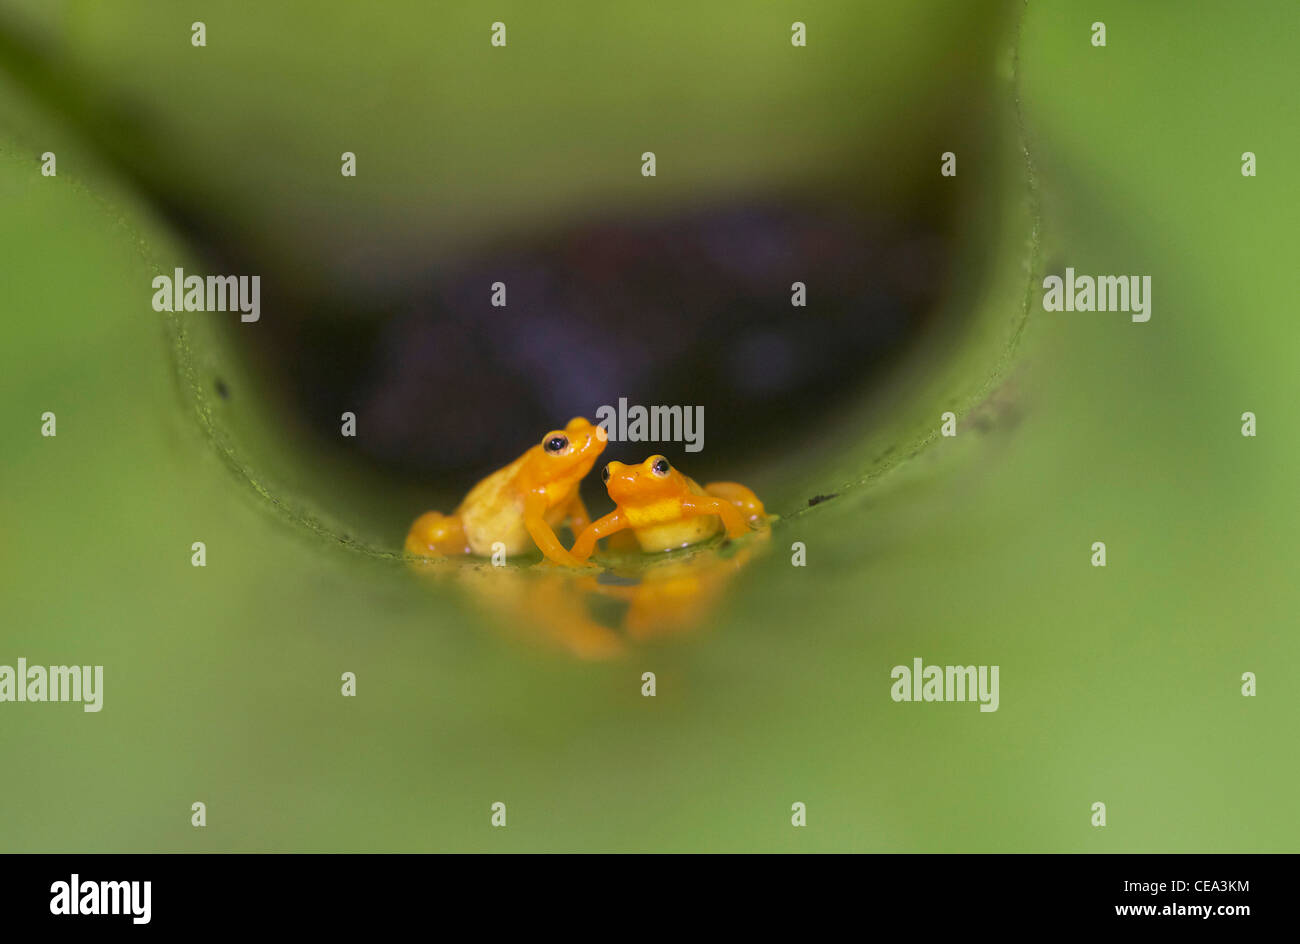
(230, 196, 955, 491)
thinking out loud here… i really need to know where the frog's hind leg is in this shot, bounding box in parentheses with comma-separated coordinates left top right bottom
(405, 511, 471, 557)
(703, 482, 767, 526)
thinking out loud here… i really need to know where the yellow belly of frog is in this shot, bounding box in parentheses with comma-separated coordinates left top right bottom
(624, 479, 722, 552)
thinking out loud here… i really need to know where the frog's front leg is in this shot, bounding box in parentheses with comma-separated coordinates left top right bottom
(564, 492, 593, 535)
(570, 509, 630, 563)
(405, 511, 471, 557)
(524, 493, 589, 567)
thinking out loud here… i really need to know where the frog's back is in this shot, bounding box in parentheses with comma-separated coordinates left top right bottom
(456, 454, 532, 554)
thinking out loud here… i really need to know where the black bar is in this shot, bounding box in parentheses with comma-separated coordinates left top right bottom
(2, 854, 1283, 931)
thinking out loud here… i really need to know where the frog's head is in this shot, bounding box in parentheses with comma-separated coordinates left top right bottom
(529, 416, 607, 482)
(601, 455, 686, 504)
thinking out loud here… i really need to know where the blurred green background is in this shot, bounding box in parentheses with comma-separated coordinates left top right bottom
(1, 1, 1296, 851)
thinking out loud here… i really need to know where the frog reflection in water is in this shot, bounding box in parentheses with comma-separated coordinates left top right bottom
(404, 417, 605, 567)
(444, 534, 770, 659)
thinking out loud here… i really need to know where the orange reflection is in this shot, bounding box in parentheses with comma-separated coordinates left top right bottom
(409, 527, 771, 659)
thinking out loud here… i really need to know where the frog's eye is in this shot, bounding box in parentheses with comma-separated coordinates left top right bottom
(601, 464, 611, 483)
(544, 434, 569, 455)
(651, 457, 670, 476)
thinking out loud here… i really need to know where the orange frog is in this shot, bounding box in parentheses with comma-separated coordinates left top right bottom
(569, 455, 765, 561)
(405, 417, 606, 567)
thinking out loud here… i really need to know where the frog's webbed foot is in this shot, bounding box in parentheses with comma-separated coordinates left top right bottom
(405, 511, 471, 557)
